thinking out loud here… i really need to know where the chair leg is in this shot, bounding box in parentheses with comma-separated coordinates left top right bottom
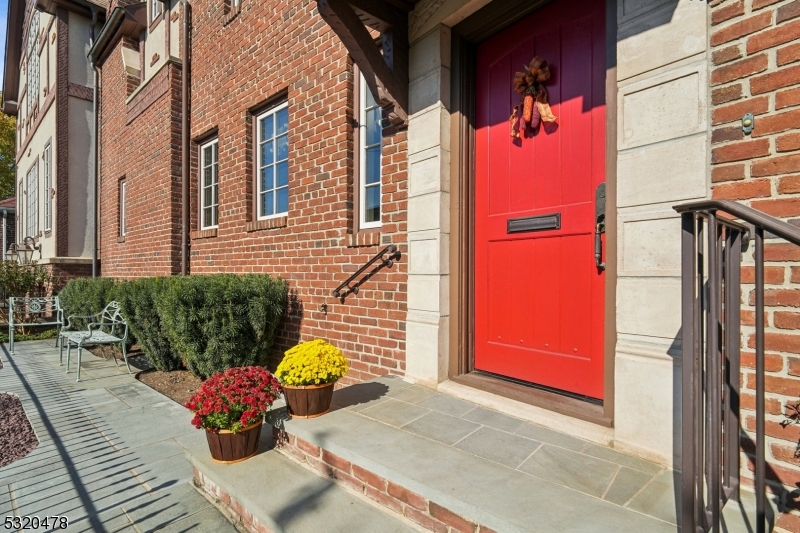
(59, 336, 64, 365)
(121, 342, 131, 374)
(103, 344, 119, 367)
(9, 327, 13, 354)
(66, 343, 71, 374)
(76, 344, 82, 382)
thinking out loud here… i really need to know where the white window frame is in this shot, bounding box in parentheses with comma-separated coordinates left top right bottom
(151, 0, 163, 22)
(26, 162, 38, 237)
(26, 12, 40, 117)
(43, 143, 51, 232)
(199, 138, 219, 229)
(119, 179, 127, 237)
(358, 75, 382, 229)
(256, 102, 289, 220)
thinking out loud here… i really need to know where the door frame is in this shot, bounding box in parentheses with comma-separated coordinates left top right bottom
(448, 0, 618, 426)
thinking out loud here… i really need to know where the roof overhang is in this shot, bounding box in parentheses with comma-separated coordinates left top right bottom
(2, 0, 26, 116)
(36, 0, 107, 19)
(88, 2, 147, 65)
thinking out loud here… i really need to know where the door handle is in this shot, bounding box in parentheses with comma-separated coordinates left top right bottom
(595, 183, 606, 272)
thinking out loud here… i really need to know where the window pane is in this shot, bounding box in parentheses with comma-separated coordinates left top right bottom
(365, 146, 380, 185)
(213, 183, 218, 205)
(276, 134, 288, 161)
(364, 84, 376, 108)
(203, 167, 212, 187)
(277, 187, 288, 214)
(261, 167, 273, 192)
(203, 207, 211, 228)
(260, 192, 267, 218)
(261, 141, 273, 166)
(261, 115, 273, 142)
(276, 161, 288, 188)
(276, 107, 288, 135)
(204, 187, 212, 207)
(204, 146, 212, 165)
(265, 191, 274, 216)
(366, 107, 382, 146)
(365, 185, 380, 223)
(213, 141, 218, 162)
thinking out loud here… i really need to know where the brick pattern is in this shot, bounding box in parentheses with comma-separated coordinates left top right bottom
(55, 8, 69, 257)
(98, 46, 183, 278)
(67, 82, 93, 102)
(269, 427, 496, 533)
(97, 0, 408, 381)
(710, 0, 800, 524)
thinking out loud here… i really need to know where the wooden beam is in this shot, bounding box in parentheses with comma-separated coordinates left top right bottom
(346, 0, 407, 35)
(318, 0, 408, 125)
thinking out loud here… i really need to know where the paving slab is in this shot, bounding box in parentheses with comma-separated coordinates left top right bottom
(187, 444, 420, 533)
(0, 341, 237, 533)
(402, 411, 480, 445)
(455, 426, 541, 468)
(360, 397, 430, 427)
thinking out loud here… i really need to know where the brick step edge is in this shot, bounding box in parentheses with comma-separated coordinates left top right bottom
(193, 467, 275, 533)
(273, 426, 496, 533)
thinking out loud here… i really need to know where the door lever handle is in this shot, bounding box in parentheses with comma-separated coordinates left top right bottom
(595, 221, 606, 272)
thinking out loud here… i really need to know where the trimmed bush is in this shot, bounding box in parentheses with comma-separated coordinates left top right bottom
(113, 278, 182, 371)
(58, 277, 118, 330)
(157, 274, 287, 378)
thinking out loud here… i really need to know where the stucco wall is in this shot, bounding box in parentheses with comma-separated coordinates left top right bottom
(67, 97, 93, 258)
(68, 12, 92, 86)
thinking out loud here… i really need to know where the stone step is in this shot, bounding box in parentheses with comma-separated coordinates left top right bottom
(186, 428, 421, 533)
(267, 376, 780, 533)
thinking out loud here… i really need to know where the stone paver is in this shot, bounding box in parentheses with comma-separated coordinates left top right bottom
(0, 341, 237, 533)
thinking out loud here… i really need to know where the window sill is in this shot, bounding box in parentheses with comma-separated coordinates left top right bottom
(223, 2, 241, 25)
(117, 236, 126, 243)
(347, 231, 381, 248)
(247, 217, 287, 232)
(191, 228, 218, 239)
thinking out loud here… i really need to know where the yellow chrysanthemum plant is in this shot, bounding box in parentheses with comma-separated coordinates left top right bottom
(276, 339, 349, 387)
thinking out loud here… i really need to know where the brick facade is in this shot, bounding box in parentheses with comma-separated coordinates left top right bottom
(709, 0, 800, 526)
(98, 0, 408, 382)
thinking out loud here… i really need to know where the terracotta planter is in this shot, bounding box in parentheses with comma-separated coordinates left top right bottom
(205, 420, 262, 464)
(283, 382, 335, 418)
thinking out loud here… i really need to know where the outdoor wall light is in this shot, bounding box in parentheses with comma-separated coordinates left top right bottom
(8, 237, 42, 265)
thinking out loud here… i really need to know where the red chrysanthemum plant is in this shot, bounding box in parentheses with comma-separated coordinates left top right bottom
(185, 366, 283, 433)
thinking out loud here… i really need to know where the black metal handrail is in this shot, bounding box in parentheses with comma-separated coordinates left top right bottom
(674, 199, 793, 533)
(332, 244, 400, 302)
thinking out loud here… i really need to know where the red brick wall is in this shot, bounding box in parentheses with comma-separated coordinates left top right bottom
(709, 0, 800, 528)
(97, 37, 184, 278)
(98, 1, 408, 383)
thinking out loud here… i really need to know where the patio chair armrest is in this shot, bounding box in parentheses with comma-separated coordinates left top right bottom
(64, 313, 101, 330)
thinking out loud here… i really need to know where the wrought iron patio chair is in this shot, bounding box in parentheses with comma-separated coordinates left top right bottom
(60, 301, 131, 382)
(8, 297, 64, 353)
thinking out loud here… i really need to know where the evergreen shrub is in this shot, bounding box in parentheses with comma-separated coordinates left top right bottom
(58, 277, 118, 330)
(113, 278, 182, 371)
(157, 274, 288, 378)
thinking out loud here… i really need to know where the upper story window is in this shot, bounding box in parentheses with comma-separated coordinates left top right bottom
(26, 11, 40, 117)
(256, 102, 289, 219)
(150, 0, 163, 23)
(43, 143, 51, 232)
(358, 74, 382, 229)
(26, 162, 38, 237)
(200, 139, 219, 229)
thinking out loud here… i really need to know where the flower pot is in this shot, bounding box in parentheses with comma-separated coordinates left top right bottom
(283, 382, 335, 419)
(205, 420, 262, 464)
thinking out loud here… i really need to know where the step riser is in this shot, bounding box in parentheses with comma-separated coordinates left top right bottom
(194, 467, 275, 533)
(273, 427, 496, 533)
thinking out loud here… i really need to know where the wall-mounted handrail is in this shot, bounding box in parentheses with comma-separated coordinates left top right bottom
(333, 244, 400, 303)
(674, 199, 789, 533)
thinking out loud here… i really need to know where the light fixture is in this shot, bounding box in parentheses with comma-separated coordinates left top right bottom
(9, 237, 42, 265)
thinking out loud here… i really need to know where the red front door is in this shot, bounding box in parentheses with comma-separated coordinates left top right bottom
(473, 0, 606, 400)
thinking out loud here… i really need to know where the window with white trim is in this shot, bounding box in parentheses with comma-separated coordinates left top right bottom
(26, 11, 40, 117)
(256, 102, 289, 219)
(358, 74, 382, 228)
(26, 162, 38, 237)
(151, 0, 162, 22)
(119, 179, 127, 237)
(43, 143, 52, 232)
(200, 139, 219, 228)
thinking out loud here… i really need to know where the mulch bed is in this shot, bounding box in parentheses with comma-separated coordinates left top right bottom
(0, 393, 39, 468)
(137, 369, 204, 406)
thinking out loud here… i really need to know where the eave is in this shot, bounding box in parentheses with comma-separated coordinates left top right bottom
(88, 2, 146, 65)
(2, 0, 26, 116)
(36, 0, 107, 19)
(316, 0, 421, 128)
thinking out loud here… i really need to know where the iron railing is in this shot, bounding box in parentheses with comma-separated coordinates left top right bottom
(674, 199, 800, 533)
(332, 244, 401, 303)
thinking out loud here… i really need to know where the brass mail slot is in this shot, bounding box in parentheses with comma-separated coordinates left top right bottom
(507, 213, 561, 234)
